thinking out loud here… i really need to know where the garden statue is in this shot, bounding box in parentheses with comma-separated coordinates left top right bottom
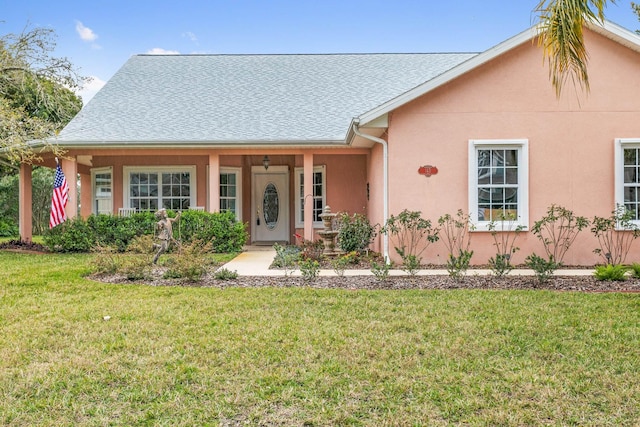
(152, 209, 181, 264)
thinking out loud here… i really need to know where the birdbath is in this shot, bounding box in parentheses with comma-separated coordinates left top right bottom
(317, 205, 339, 256)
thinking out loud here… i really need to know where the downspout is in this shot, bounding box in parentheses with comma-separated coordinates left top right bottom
(352, 119, 389, 263)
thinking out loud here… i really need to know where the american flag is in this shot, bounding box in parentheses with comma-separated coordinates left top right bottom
(49, 164, 69, 228)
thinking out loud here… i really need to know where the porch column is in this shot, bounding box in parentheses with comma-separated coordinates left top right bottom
(19, 163, 33, 243)
(80, 172, 92, 218)
(61, 158, 78, 219)
(303, 153, 314, 241)
(208, 154, 220, 213)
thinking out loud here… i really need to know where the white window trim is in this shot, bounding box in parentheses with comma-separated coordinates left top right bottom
(615, 138, 640, 227)
(468, 139, 529, 231)
(123, 166, 197, 211)
(91, 166, 113, 215)
(294, 165, 326, 229)
(220, 167, 242, 221)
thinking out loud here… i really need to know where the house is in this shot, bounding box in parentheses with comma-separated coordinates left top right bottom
(17, 20, 640, 265)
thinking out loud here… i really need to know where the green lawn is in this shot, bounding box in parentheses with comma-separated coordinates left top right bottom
(0, 252, 638, 426)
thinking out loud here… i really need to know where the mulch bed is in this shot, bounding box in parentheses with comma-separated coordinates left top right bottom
(92, 270, 640, 293)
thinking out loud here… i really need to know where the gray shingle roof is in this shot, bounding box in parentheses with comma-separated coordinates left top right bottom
(57, 53, 477, 144)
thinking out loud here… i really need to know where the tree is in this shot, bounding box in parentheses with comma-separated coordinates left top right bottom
(1, 24, 84, 164)
(534, 0, 613, 97)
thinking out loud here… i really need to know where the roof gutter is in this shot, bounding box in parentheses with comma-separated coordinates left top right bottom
(351, 119, 389, 263)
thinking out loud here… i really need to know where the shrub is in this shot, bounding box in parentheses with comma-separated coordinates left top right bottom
(446, 250, 474, 280)
(163, 240, 211, 281)
(382, 210, 439, 271)
(594, 264, 628, 281)
(438, 210, 474, 278)
(0, 219, 18, 238)
(119, 255, 153, 281)
(400, 253, 421, 276)
(487, 213, 524, 276)
(370, 260, 390, 281)
(179, 210, 248, 253)
(214, 268, 238, 280)
(87, 212, 156, 252)
(272, 243, 300, 276)
(299, 238, 324, 261)
(525, 253, 562, 284)
(628, 263, 640, 278)
(591, 206, 640, 265)
(531, 204, 588, 264)
(43, 217, 95, 252)
(299, 258, 320, 282)
(126, 234, 156, 254)
(336, 212, 376, 253)
(91, 245, 121, 275)
(331, 255, 349, 277)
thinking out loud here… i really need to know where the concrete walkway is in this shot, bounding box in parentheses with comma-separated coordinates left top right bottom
(221, 248, 595, 277)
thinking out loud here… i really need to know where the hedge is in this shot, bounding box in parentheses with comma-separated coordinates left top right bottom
(43, 210, 247, 253)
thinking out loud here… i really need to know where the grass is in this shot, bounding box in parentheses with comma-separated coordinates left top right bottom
(0, 252, 638, 425)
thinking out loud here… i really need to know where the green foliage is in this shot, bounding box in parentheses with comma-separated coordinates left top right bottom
(125, 234, 156, 254)
(331, 255, 349, 277)
(336, 212, 376, 253)
(0, 166, 55, 236)
(531, 204, 588, 264)
(0, 219, 18, 238)
(43, 217, 95, 252)
(1, 25, 85, 163)
(119, 255, 153, 281)
(43, 211, 246, 254)
(446, 250, 474, 280)
(298, 238, 324, 261)
(214, 267, 238, 280)
(487, 212, 524, 276)
(272, 243, 300, 276)
(299, 258, 320, 282)
(399, 253, 421, 276)
(591, 206, 640, 265)
(525, 253, 562, 283)
(178, 210, 248, 253)
(370, 260, 390, 281)
(163, 240, 211, 281)
(593, 264, 628, 281)
(628, 262, 640, 278)
(90, 245, 121, 275)
(383, 209, 439, 268)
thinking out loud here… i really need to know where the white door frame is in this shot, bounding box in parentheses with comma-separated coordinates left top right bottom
(251, 165, 289, 244)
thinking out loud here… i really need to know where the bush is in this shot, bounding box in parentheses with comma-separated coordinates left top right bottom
(591, 206, 640, 265)
(525, 253, 562, 284)
(119, 255, 153, 281)
(382, 210, 439, 271)
(214, 268, 238, 280)
(336, 212, 376, 253)
(272, 243, 300, 276)
(43, 211, 247, 254)
(594, 264, 628, 281)
(43, 217, 95, 252)
(370, 260, 390, 281)
(0, 219, 18, 238)
(163, 240, 211, 281)
(299, 258, 320, 282)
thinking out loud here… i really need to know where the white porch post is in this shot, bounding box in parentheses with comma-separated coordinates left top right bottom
(19, 163, 33, 242)
(208, 154, 220, 213)
(61, 158, 78, 219)
(303, 153, 314, 241)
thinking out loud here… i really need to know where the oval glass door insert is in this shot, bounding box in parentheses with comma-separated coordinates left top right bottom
(263, 183, 279, 230)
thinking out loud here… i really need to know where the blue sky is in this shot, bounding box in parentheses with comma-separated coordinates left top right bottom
(2, 1, 639, 103)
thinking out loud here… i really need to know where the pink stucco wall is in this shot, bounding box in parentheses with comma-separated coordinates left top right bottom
(386, 29, 640, 266)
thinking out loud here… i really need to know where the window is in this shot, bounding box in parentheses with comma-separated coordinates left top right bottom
(123, 166, 196, 212)
(615, 139, 640, 224)
(469, 140, 528, 230)
(92, 167, 112, 215)
(220, 167, 242, 220)
(295, 165, 326, 228)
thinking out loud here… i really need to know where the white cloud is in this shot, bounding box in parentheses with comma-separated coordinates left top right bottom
(75, 21, 98, 42)
(146, 48, 180, 55)
(77, 76, 106, 105)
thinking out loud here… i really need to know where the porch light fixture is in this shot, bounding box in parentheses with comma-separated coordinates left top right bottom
(262, 155, 270, 170)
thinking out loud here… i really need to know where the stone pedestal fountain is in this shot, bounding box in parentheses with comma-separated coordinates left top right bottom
(317, 205, 340, 256)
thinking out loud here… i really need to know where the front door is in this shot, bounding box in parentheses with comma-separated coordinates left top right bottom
(252, 166, 289, 243)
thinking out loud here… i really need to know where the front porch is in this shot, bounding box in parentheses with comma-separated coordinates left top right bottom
(18, 148, 370, 246)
